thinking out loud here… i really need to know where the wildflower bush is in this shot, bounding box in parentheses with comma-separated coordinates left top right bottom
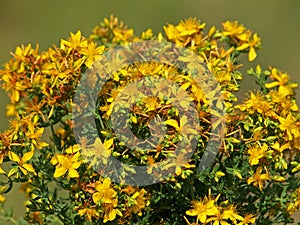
(0, 15, 300, 225)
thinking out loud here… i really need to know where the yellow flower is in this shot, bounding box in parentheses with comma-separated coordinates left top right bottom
(164, 17, 205, 46)
(21, 114, 48, 149)
(269, 90, 299, 116)
(1, 73, 27, 103)
(167, 85, 195, 111)
(190, 84, 208, 105)
(265, 68, 296, 97)
(8, 149, 36, 176)
(247, 166, 270, 190)
(186, 197, 218, 223)
(176, 17, 205, 36)
(103, 200, 122, 223)
(81, 137, 113, 166)
(247, 92, 269, 114)
(206, 208, 231, 225)
(92, 178, 117, 204)
(81, 42, 105, 68)
(60, 31, 88, 53)
(112, 27, 134, 43)
(13, 44, 39, 62)
(127, 189, 148, 216)
(77, 207, 99, 221)
(141, 28, 153, 40)
(236, 214, 256, 225)
(247, 143, 268, 166)
(51, 151, 81, 178)
(236, 33, 261, 61)
(270, 141, 289, 156)
(65, 144, 81, 154)
(221, 21, 261, 61)
(222, 21, 250, 42)
(222, 205, 244, 223)
(236, 91, 271, 115)
(278, 113, 299, 140)
(163, 152, 195, 179)
(143, 96, 159, 112)
(164, 24, 180, 42)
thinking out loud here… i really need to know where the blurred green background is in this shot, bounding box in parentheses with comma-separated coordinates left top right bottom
(0, 0, 299, 222)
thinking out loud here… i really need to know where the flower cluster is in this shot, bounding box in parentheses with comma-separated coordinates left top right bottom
(0, 15, 299, 224)
(185, 191, 256, 225)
